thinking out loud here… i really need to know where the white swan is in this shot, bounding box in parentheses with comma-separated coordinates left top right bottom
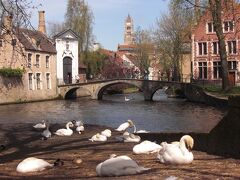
(41, 122, 51, 139)
(124, 96, 130, 101)
(33, 120, 46, 129)
(76, 125, 84, 134)
(16, 157, 53, 173)
(115, 120, 134, 132)
(54, 122, 74, 136)
(133, 125, 150, 133)
(96, 155, 150, 177)
(123, 132, 141, 143)
(133, 140, 162, 154)
(89, 133, 107, 142)
(101, 129, 111, 137)
(157, 135, 194, 165)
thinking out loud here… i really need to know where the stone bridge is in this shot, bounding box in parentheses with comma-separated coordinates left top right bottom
(58, 79, 188, 101)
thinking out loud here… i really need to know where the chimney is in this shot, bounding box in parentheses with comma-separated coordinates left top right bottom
(3, 15, 13, 33)
(38, 11, 46, 34)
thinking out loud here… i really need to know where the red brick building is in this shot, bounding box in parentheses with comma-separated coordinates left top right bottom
(192, 3, 240, 86)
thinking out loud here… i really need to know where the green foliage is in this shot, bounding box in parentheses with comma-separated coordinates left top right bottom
(82, 51, 107, 78)
(0, 67, 24, 77)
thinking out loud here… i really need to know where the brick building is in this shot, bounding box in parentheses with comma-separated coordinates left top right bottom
(192, 3, 240, 86)
(0, 12, 57, 104)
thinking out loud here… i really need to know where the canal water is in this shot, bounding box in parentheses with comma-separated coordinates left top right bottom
(0, 90, 225, 133)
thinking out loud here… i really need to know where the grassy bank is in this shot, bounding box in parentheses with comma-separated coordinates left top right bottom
(203, 86, 240, 98)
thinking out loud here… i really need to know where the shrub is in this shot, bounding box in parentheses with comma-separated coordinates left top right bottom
(0, 67, 25, 77)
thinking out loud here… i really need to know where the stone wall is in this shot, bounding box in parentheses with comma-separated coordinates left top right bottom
(207, 96, 240, 158)
(0, 76, 58, 104)
(184, 84, 228, 107)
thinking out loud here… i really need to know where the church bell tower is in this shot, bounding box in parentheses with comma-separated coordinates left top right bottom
(124, 14, 134, 45)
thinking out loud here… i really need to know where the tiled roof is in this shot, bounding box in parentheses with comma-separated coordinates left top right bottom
(16, 28, 56, 54)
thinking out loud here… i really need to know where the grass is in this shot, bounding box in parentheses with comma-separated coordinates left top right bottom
(204, 85, 240, 97)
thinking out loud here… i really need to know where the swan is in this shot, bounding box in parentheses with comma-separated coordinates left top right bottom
(54, 122, 74, 136)
(115, 120, 134, 132)
(123, 132, 141, 143)
(96, 155, 150, 177)
(157, 135, 194, 165)
(33, 120, 46, 129)
(72, 120, 83, 127)
(133, 125, 150, 133)
(101, 129, 111, 137)
(133, 140, 162, 154)
(124, 96, 130, 101)
(89, 133, 107, 142)
(76, 125, 84, 134)
(41, 122, 51, 139)
(16, 157, 54, 173)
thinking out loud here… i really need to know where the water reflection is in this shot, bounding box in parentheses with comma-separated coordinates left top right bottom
(0, 90, 225, 133)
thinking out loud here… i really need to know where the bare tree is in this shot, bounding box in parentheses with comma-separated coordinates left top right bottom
(135, 26, 153, 79)
(154, 0, 194, 81)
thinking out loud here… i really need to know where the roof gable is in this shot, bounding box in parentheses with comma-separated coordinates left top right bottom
(54, 29, 79, 40)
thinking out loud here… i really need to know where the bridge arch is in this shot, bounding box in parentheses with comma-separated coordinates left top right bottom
(94, 81, 143, 100)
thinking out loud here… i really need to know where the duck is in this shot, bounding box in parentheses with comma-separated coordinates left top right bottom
(16, 157, 55, 173)
(96, 155, 150, 177)
(41, 122, 51, 140)
(89, 133, 107, 142)
(157, 135, 194, 165)
(101, 129, 111, 138)
(33, 120, 46, 129)
(115, 120, 134, 132)
(133, 140, 162, 154)
(123, 132, 141, 143)
(54, 121, 74, 136)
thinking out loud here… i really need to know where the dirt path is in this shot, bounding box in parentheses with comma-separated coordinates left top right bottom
(0, 123, 239, 179)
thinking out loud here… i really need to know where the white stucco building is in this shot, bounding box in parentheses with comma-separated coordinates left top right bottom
(54, 29, 79, 84)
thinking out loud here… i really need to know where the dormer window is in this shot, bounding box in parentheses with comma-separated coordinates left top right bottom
(207, 22, 215, 33)
(224, 21, 234, 32)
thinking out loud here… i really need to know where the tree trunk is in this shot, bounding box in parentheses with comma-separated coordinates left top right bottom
(209, 0, 230, 90)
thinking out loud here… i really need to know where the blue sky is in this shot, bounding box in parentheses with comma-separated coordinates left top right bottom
(31, 0, 170, 51)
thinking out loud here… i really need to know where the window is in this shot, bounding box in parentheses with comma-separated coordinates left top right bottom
(66, 41, 69, 50)
(198, 62, 207, 79)
(11, 39, 17, 46)
(0, 39, 3, 47)
(224, 21, 234, 32)
(198, 42, 207, 55)
(27, 53, 32, 67)
(46, 73, 51, 89)
(36, 54, 40, 68)
(227, 41, 237, 54)
(207, 22, 216, 33)
(212, 42, 219, 55)
(28, 73, 33, 90)
(228, 61, 237, 70)
(213, 61, 222, 79)
(46, 56, 49, 68)
(127, 26, 131, 30)
(36, 73, 41, 90)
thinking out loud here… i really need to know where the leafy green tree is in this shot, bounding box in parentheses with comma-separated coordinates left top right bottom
(82, 50, 107, 79)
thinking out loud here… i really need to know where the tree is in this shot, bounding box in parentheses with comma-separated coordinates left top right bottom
(65, 0, 94, 54)
(135, 26, 153, 79)
(154, 0, 194, 81)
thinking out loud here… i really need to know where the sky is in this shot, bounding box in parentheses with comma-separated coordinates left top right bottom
(31, 0, 170, 51)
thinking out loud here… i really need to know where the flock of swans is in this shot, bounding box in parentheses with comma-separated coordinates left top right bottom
(15, 119, 194, 177)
